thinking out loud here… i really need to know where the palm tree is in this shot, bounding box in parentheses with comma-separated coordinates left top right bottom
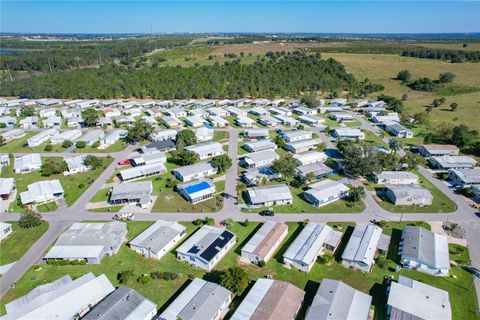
(304, 172, 316, 184)
(388, 138, 403, 155)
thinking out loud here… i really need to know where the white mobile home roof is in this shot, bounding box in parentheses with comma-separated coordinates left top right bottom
(283, 223, 335, 267)
(173, 162, 216, 179)
(119, 162, 166, 181)
(401, 226, 450, 270)
(14, 154, 42, 171)
(160, 278, 231, 320)
(2, 273, 115, 320)
(306, 279, 372, 320)
(341, 224, 383, 267)
(247, 184, 293, 205)
(65, 155, 88, 172)
(304, 179, 349, 202)
(185, 141, 223, 155)
(244, 139, 277, 152)
(0, 178, 15, 195)
(129, 220, 186, 255)
(387, 276, 451, 320)
(20, 179, 64, 204)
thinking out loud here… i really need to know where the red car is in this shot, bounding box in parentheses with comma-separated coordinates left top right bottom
(118, 159, 130, 166)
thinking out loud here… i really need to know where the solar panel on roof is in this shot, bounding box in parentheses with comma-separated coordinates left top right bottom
(199, 230, 234, 262)
(188, 245, 200, 254)
(184, 181, 211, 194)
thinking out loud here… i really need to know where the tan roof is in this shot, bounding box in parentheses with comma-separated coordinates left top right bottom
(250, 281, 304, 320)
(253, 223, 288, 259)
(423, 144, 459, 151)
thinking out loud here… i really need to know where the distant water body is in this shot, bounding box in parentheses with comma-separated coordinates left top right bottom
(0, 49, 25, 54)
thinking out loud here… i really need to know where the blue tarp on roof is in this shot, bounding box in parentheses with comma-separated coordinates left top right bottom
(184, 181, 211, 194)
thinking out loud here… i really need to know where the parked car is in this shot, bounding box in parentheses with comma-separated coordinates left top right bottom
(259, 210, 275, 216)
(114, 212, 135, 221)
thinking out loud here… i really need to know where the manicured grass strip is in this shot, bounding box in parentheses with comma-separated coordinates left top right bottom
(36, 201, 58, 213)
(88, 205, 124, 213)
(90, 188, 111, 203)
(0, 221, 49, 265)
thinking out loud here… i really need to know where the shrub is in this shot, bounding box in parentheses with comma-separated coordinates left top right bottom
(62, 140, 73, 148)
(204, 217, 215, 226)
(193, 218, 203, 226)
(258, 260, 266, 267)
(241, 219, 249, 227)
(76, 141, 86, 148)
(137, 274, 150, 284)
(118, 270, 134, 284)
(19, 211, 43, 229)
(44, 144, 53, 152)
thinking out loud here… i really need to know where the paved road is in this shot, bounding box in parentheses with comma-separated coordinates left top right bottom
(1, 125, 479, 307)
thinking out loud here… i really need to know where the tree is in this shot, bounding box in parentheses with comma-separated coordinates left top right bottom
(388, 138, 403, 155)
(0, 136, 5, 147)
(341, 142, 382, 177)
(81, 107, 100, 127)
(19, 211, 43, 228)
(84, 155, 103, 169)
(62, 140, 73, 148)
(450, 102, 458, 112)
(401, 152, 425, 170)
(396, 69, 411, 82)
(426, 105, 433, 114)
(439, 72, 456, 83)
(319, 253, 334, 264)
(432, 99, 442, 108)
(219, 267, 250, 296)
(271, 154, 298, 182)
(348, 186, 366, 202)
(126, 118, 154, 142)
(301, 95, 319, 108)
(19, 106, 35, 117)
(211, 155, 232, 173)
(413, 112, 429, 125)
(273, 135, 285, 148)
(176, 150, 199, 166)
(41, 158, 67, 176)
(176, 129, 197, 150)
(451, 124, 469, 148)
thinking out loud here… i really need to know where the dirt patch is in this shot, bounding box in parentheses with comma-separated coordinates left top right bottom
(211, 42, 351, 56)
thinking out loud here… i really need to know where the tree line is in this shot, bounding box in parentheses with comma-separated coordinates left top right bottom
(1, 52, 381, 99)
(401, 49, 480, 63)
(0, 36, 195, 74)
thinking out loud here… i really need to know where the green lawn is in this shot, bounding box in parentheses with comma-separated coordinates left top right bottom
(73, 140, 128, 153)
(88, 205, 124, 213)
(396, 123, 438, 147)
(344, 119, 361, 127)
(0, 157, 113, 212)
(241, 184, 365, 214)
(363, 130, 388, 148)
(0, 132, 36, 153)
(212, 131, 229, 143)
(36, 201, 58, 212)
(1, 220, 477, 320)
(371, 169, 457, 213)
(0, 221, 49, 265)
(90, 188, 111, 203)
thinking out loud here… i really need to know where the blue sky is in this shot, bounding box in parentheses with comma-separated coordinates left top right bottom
(1, 1, 479, 34)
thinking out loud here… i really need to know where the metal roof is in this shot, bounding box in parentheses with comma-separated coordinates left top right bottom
(247, 184, 293, 205)
(160, 278, 231, 320)
(83, 286, 157, 320)
(129, 220, 186, 255)
(387, 276, 451, 320)
(231, 279, 304, 320)
(20, 179, 64, 205)
(185, 141, 223, 155)
(283, 223, 333, 266)
(241, 221, 288, 259)
(110, 181, 152, 204)
(401, 226, 450, 270)
(243, 150, 279, 165)
(44, 222, 127, 260)
(0, 178, 15, 195)
(3, 273, 115, 320)
(304, 179, 349, 203)
(174, 162, 216, 179)
(341, 224, 383, 267)
(386, 184, 433, 201)
(450, 168, 480, 184)
(119, 162, 166, 181)
(243, 140, 277, 152)
(14, 154, 41, 171)
(306, 279, 372, 320)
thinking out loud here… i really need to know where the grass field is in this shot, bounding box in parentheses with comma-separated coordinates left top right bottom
(0, 132, 36, 153)
(0, 220, 477, 319)
(322, 53, 480, 132)
(0, 221, 49, 265)
(212, 130, 229, 142)
(89, 188, 110, 203)
(368, 169, 457, 214)
(88, 205, 123, 213)
(0, 157, 113, 212)
(72, 141, 128, 153)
